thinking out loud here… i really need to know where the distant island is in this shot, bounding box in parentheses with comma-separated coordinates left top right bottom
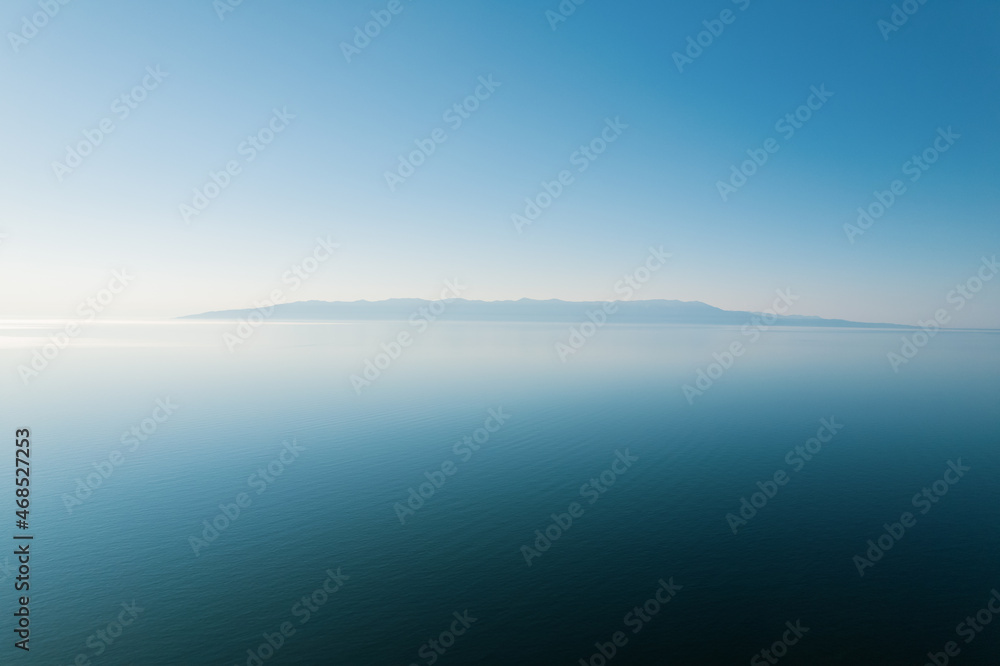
(180, 298, 913, 329)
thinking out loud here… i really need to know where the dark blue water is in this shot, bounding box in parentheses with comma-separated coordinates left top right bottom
(2, 322, 998, 664)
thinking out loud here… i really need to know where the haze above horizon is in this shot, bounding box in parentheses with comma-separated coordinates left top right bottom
(1, 1, 997, 327)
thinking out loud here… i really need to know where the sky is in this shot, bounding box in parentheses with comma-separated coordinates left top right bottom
(0, 0, 998, 326)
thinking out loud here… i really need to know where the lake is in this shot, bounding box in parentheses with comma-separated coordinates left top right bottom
(1, 321, 998, 664)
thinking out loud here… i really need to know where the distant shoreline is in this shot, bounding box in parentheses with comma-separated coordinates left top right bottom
(177, 297, 920, 329)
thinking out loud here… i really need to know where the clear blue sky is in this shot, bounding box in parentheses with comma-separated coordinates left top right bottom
(1, 0, 998, 326)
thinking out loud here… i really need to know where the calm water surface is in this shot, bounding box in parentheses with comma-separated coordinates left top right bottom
(1, 321, 998, 665)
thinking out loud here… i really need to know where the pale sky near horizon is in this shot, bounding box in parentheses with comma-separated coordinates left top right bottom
(1, 0, 998, 327)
